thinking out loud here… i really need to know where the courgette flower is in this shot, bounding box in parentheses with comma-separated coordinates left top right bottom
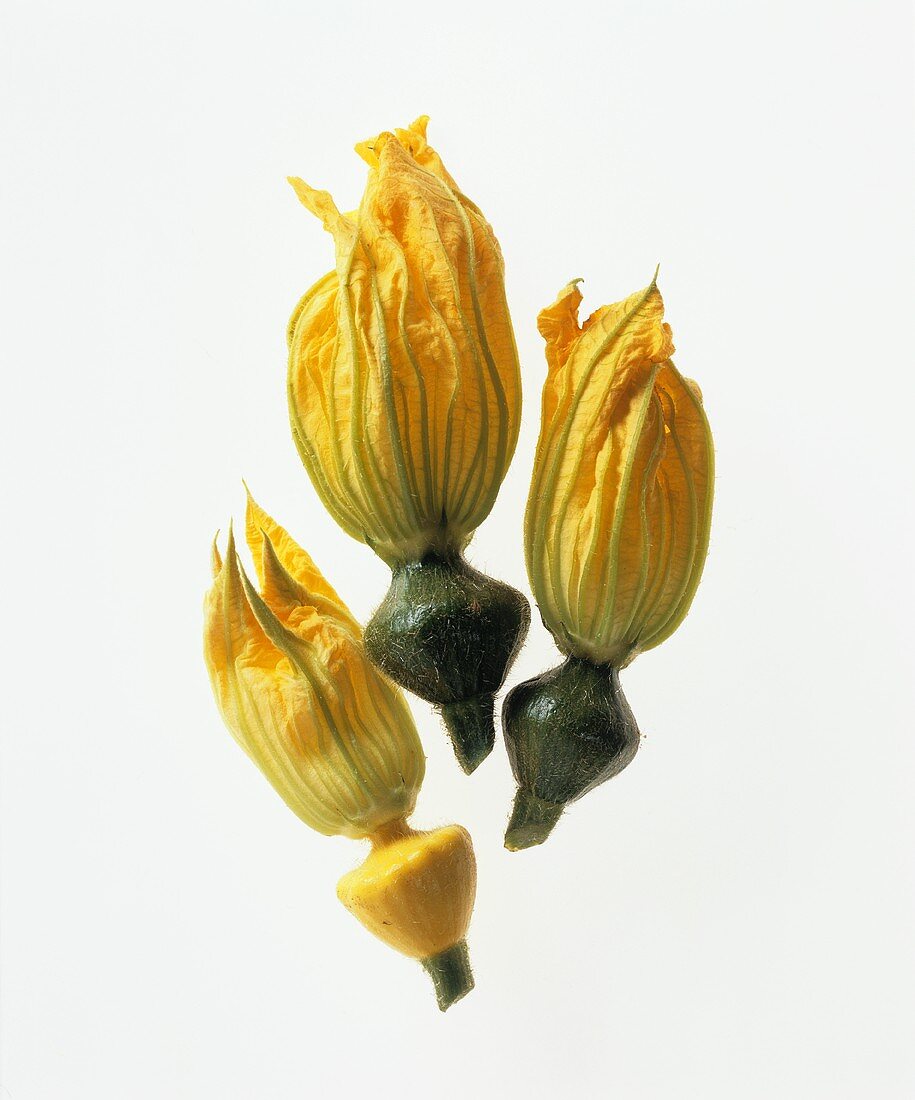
(287, 117, 529, 773)
(503, 276, 714, 849)
(204, 493, 477, 1009)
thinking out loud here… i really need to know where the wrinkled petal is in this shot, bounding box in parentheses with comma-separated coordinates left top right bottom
(288, 118, 521, 566)
(354, 115, 460, 192)
(631, 361, 714, 654)
(287, 177, 358, 256)
(537, 279, 585, 374)
(244, 487, 360, 637)
(525, 277, 713, 667)
(203, 508, 425, 838)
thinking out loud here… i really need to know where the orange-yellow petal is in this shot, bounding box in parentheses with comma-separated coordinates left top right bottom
(288, 118, 520, 566)
(243, 487, 359, 636)
(525, 277, 712, 667)
(203, 515, 425, 838)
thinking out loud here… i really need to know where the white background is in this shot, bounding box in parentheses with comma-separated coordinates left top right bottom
(2, 1, 913, 1097)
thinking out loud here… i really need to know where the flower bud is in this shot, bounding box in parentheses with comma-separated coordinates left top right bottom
(504, 276, 714, 849)
(203, 494, 477, 1007)
(287, 116, 520, 567)
(286, 118, 529, 772)
(203, 496, 422, 838)
(526, 276, 713, 667)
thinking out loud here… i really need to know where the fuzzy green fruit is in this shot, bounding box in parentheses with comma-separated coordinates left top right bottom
(364, 552, 530, 773)
(502, 657, 640, 849)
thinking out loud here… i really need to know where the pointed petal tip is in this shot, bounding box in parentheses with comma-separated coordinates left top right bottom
(235, 554, 257, 598)
(219, 520, 248, 601)
(287, 177, 346, 236)
(210, 531, 223, 577)
(242, 489, 273, 580)
(242, 481, 259, 527)
(545, 278, 584, 315)
(258, 526, 289, 580)
(258, 524, 280, 559)
(356, 116, 429, 166)
(286, 174, 306, 199)
(355, 131, 394, 166)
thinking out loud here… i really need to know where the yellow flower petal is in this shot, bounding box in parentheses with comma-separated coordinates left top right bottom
(203, 512, 425, 838)
(355, 115, 460, 193)
(287, 177, 357, 252)
(632, 361, 714, 654)
(526, 277, 713, 666)
(288, 118, 521, 566)
(243, 486, 359, 636)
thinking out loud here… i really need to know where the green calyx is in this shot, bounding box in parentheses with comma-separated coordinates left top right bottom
(364, 551, 530, 773)
(502, 656, 640, 849)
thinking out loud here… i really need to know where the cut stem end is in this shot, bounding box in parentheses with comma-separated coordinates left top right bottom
(504, 789, 564, 851)
(421, 940, 475, 1011)
(440, 696, 496, 774)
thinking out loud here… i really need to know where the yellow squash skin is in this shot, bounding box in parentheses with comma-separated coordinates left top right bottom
(337, 822, 476, 960)
(203, 494, 477, 1008)
(338, 820, 477, 1010)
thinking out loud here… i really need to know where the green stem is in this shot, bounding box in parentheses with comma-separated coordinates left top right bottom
(504, 789, 564, 851)
(421, 940, 475, 1012)
(440, 695, 496, 774)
